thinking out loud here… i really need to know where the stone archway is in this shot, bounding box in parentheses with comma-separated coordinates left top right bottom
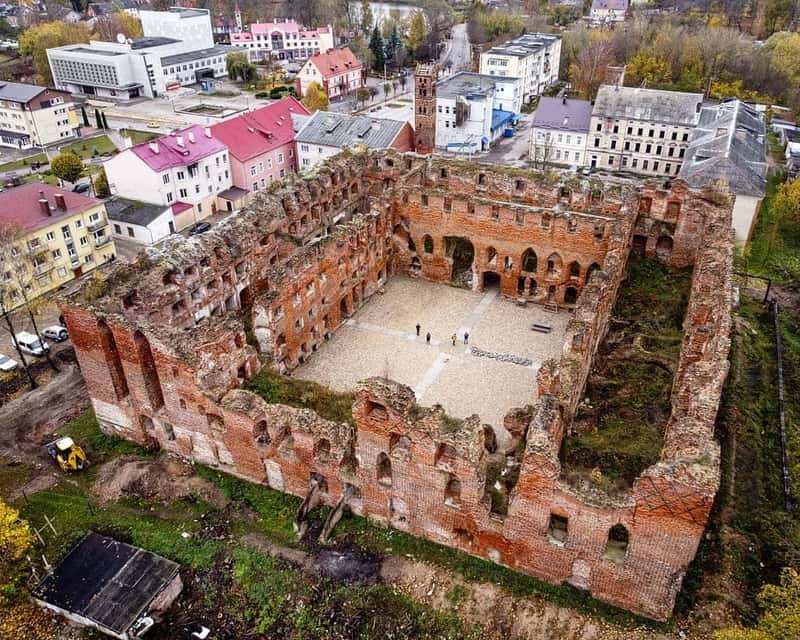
(483, 271, 501, 290)
(444, 236, 475, 288)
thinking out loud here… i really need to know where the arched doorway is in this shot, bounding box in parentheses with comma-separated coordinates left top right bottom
(444, 236, 475, 287)
(483, 271, 501, 290)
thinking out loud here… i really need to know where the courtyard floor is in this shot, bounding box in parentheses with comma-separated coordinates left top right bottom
(294, 277, 570, 434)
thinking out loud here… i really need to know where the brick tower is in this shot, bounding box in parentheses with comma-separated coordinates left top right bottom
(414, 64, 437, 154)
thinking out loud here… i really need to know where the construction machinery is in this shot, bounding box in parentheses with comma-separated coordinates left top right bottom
(45, 437, 89, 472)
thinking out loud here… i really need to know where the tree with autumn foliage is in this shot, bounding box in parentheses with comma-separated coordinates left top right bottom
(301, 82, 329, 113)
(0, 499, 32, 604)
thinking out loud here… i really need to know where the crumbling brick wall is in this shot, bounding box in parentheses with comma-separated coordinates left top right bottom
(62, 150, 733, 621)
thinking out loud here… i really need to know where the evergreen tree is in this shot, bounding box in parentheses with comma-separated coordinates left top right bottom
(386, 25, 401, 69)
(369, 25, 385, 73)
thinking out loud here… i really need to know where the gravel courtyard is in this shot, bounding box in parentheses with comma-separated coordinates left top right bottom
(294, 277, 570, 431)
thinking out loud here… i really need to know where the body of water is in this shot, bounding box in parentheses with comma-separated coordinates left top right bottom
(349, 1, 420, 26)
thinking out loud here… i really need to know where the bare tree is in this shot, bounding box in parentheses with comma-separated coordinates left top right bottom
(530, 130, 555, 170)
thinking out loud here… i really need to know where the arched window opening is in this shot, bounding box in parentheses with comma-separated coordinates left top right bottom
(435, 443, 458, 470)
(604, 524, 629, 563)
(521, 248, 537, 273)
(254, 420, 270, 447)
(423, 235, 434, 254)
(445, 476, 462, 507)
(486, 246, 497, 266)
(315, 438, 331, 461)
(546, 253, 562, 275)
(377, 452, 392, 487)
(656, 235, 673, 258)
(564, 286, 578, 305)
(389, 433, 411, 459)
(586, 263, 601, 283)
(568, 261, 580, 278)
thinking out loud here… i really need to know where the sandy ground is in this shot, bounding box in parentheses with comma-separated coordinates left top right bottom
(295, 277, 569, 430)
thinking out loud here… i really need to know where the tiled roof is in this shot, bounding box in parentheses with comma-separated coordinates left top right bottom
(306, 47, 361, 79)
(296, 111, 406, 149)
(593, 85, 703, 126)
(251, 21, 300, 34)
(532, 97, 592, 133)
(0, 183, 102, 233)
(0, 81, 47, 104)
(210, 97, 309, 162)
(129, 125, 227, 172)
(679, 100, 767, 197)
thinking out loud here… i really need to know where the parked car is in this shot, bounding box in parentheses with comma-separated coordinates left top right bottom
(72, 182, 91, 194)
(0, 353, 18, 372)
(14, 331, 49, 357)
(42, 325, 69, 342)
(188, 221, 212, 236)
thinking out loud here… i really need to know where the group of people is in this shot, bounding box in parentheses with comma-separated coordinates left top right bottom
(415, 323, 469, 347)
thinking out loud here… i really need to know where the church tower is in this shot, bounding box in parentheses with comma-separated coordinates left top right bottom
(234, 2, 243, 32)
(414, 64, 437, 155)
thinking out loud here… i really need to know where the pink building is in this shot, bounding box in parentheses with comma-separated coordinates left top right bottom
(230, 19, 334, 62)
(210, 97, 310, 200)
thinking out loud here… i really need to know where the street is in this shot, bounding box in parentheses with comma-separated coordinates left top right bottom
(439, 23, 471, 73)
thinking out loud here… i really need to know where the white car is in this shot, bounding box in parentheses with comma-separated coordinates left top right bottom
(43, 325, 69, 342)
(0, 353, 18, 372)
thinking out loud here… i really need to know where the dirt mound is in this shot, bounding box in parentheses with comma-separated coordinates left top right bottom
(93, 456, 228, 508)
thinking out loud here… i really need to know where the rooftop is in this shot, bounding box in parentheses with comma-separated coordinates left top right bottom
(678, 99, 767, 197)
(161, 44, 232, 66)
(593, 85, 704, 126)
(33, 532, 179, 637)
(210, 96, 309, 162)
(482, 33, 560, 58)
(437, 71, 518, 100)
(105, 197, 170, 227)
(295, 111, 406, 150)
(306, 47, 361, 79)
(532, 97, 592, 133)
(130, 36, 181, 50)
(0, 183, 103, 233)
(129, 124, 227, 172)
(591, 0, 629, 11)
(0, 80, 49, 104)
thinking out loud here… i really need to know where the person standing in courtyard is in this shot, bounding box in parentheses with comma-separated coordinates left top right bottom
(451, 334, 456, 346)
(416, 323, 421, 336)
(426, 332, 431, 345)
(464, 331, 469, 344)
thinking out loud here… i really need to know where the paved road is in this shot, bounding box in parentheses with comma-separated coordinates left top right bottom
(440, 23, 471, 73)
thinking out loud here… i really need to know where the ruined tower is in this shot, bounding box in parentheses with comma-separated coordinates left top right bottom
(414, 64, 437, 155)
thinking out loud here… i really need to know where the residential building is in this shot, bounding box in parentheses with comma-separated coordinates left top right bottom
(87, 0, 143, 18)
(296, 111, 414, 170)
(0, 183, 116, 311)
(47, 7, 231, 100)
(106, 198, 176, 246)
(210, 97, 309, 199)
(103, 125, 231, 231)
(590, 0, 629, 23)
(530, 96, 592, 167)
(230, 20, 334, 62)
(588, 85, 703, 176)
(785, 130, 800, 178)
(479, 33, 561, 104)
(0, 81, 79, 149)
(296, 47, 364, 100)
(432, 71, 522, 153)
(679, 99, 767, 245)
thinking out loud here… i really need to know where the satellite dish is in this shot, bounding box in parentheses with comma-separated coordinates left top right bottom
(116, 33, 126, 44)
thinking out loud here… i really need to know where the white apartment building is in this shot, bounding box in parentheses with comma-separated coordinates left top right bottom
(434, 72, 522, 153)
(0, 82, 78, 149)
(588, 85, 703, 177)
(530, 96, 592, 167)
(230, 20, 334, 62)
(104, 125, 232, 231)
(47, 7, 230, 100)
(590, 0, 629, 24)
(479, 33, 561, 104)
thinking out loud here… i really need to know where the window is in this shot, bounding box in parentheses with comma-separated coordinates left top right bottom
(637, 128, 643, 136)
(648, 129, 654, 137)
(645, 144, 652, 153)
(179, 188, 188, 198)
(548, 514, 568, 545)
(250, 165, 257, 176)
(177, 170, 185, 180)
(51, 249, 62, 259)
(166, 193, 174, 203)
(80, 236, 88, 246)
(61, 225, 71, 239)
(278, 153, 284, 163)
(114, 224, 121, 234)
(643, 160, 649, 170)
(45, 231, 55, 242)
(671, 131, 677, 140)
(682, 132, 689, 141)
(610, 140, 616, 150)
(596, 122, 602, 131)
(301, 144, 309, 152)
(127, 227, 135, 237)
(594, 137, 600, 147)
(162, 173, 170, 184)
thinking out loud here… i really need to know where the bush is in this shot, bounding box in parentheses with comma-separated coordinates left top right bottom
(255, 91, 270, 99)
(269, 87, 287, 99)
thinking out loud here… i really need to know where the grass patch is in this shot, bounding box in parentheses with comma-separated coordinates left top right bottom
(0, 152, 47, 173)
(233, 545, 483, 638)
(742, 172, 800, 287)
(120, 128, 159, 145)
(59, 409, 150, 462)
(562, 256, 692, 484)
(247, 367, 355, 426)
(59, 134, 117, 159)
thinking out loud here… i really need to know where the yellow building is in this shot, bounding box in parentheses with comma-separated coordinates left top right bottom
(0, 182, 116, 311)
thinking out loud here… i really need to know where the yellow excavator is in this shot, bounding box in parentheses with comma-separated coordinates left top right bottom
(45, 437, 89, 472)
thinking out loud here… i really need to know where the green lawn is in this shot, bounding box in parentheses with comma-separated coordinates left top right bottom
(120, 128, 159, 145)
(58, 134, 118, 159)
(0, 152, 47, 174)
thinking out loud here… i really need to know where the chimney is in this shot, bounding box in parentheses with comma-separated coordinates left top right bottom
(204, 127, 212, 138)
(176, 135, 185, 147)
(149, 141, 160, 154)
(54, 193, 66, 210)
(187, 131, 196, 143)
(39, 198, 51, 217)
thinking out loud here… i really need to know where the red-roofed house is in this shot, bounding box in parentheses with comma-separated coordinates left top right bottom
(230, 19, 334, 62)
(104, 125, 232, 231)
(211, 97, 310, 200)
(297, 47, 364, 100)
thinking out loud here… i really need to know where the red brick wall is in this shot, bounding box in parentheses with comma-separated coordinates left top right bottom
(61, 150, 734, 621)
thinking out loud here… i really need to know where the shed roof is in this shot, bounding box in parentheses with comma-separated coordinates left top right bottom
(33, 532, 180, 636)
(593, 85, 703, 126)
(105, 197, 170, 227)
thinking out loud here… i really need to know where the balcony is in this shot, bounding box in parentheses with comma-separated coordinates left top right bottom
(87, 218, 108, 233)
(34, 262, 53, 277)
(94, 235, 111, 247)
